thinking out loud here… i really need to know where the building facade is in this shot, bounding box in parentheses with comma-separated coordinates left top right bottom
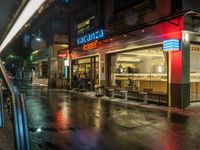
(69, 0, 200, 108)
(22, 0, 200, 108)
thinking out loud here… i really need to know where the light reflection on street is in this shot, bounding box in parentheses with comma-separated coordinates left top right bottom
(19, 87, 200, 150)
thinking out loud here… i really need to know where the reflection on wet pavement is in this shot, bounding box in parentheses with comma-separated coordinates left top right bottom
(19, 87, 200, 150)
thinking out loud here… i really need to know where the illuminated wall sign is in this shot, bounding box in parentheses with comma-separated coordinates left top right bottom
(64, 59, 69, 66)
(58, 53, 67, 58)
(77, 29, 104, 45)
(83, 40, 98, 51)
(163, 39, 180, 52)
(58, 50, 68, 58)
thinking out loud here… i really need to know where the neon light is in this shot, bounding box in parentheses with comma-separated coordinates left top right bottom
(83, 40, 98, 51)
(163, 39, 180, 52)
(58, 53, 67, 58)
(77, 29, 104, 45)
(0, 0, 47, 52)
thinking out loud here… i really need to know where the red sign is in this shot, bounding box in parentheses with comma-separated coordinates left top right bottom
(58, 51, 68, 58)
(83, 40, 98, 51)
(58, 53, 67, 58)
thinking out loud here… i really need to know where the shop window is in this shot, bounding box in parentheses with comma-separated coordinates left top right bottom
(72, 56, 99, 91)
(115, 0, 154, 13)
(109, 47, 167, 93)
(190, 43, 200, 101)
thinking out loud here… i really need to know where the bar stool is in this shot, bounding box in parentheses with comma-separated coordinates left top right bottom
(95, 85, 104, 97)
(108, 88, 114, 99)
(120, 90, 128, 101)
(139, 91, 148, 104)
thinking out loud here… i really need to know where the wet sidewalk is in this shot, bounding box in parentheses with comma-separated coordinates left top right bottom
(0, 111, 15, 150)
(20, 86, 200, 117)
(65, 89, 200, 117)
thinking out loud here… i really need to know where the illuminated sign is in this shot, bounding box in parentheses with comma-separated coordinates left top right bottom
(58, 50, 68, 58)
(83, 40, 98, 51)
(77, 29, 104, 45)
(64, 59, 69, 66)
(58, 53, 67, 58)
(163, 39, 180, 52)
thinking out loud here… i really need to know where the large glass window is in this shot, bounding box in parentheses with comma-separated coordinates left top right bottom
(72, 56, 99, 91)
(115, 0, 153, 13)
(109, 47, 167, 93)
(190, 44, 200, 101)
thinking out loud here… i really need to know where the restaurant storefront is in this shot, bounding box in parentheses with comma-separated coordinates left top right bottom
(71, 11, 200, 108)
(107, 46, 168, 104)
(72, 55, 99, 91)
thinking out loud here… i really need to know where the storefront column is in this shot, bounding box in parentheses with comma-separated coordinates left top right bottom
(168, 40, 190, 108)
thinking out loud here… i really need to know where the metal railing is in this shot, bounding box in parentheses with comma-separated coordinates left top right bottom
(0, 59, 30, 150)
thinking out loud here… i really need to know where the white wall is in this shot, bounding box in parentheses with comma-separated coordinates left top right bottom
(190, 52, 200, 73)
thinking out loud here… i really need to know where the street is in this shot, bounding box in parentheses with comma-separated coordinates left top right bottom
(18, 86, 200, 150)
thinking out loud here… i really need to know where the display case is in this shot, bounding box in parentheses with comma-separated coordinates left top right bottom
(114, 73, 167, 81)
(113, 73, 167, 92)
(190, 73, 200, 82)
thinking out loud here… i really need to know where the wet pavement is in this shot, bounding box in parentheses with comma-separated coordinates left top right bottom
(18, 86, 200, 150)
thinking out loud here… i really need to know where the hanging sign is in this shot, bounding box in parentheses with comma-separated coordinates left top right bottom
(163, 39, 180, 52)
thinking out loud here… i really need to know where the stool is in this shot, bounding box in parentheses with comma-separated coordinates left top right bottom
(108, 89, 114, 99)
(139, 92, 148, 104)
(120, 90, 128, 101)
(95, 85, 104, 96)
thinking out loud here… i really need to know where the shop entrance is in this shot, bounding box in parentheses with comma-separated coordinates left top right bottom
(72, 56, 99, 91)
(107, 46, 168, 104)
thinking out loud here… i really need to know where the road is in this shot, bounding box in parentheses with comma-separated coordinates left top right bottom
(19, 86, 200, 150)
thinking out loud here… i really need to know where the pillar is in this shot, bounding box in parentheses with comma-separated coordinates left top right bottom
(168, 39, 190, 108)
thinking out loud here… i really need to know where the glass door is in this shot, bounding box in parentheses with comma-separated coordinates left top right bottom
(90, 56, 99, 91)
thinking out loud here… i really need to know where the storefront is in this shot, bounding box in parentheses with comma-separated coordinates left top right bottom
(72, 55, 99, 91)
(49, 44, 69, 88)
(70, 12, 200, 108)
(107, 46, 168, 104)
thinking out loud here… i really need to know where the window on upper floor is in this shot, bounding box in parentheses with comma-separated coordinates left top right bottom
(115, 0, 154, 14)
(76, 9, 96, 36)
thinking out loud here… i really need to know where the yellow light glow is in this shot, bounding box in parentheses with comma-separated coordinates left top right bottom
(0, 0, 47, 52)
(32, 50, 39, 55)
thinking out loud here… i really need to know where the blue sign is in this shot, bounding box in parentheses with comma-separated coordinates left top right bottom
(163, 39, 180, 52)
(77, 29, 104, 45)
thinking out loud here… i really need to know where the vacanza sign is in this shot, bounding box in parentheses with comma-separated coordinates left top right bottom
(76, 29, 104, 45)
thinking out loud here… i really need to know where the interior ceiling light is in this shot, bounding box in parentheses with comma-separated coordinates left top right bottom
(0, 0, 47, 52)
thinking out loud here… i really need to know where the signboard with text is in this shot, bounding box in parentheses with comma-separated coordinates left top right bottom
(83, 40, 98, 51)
(58, 50, 68, 58)
(76, 29, 104, 45)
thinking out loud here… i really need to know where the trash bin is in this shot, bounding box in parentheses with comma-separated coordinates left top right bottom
(95, 85, 104, 97)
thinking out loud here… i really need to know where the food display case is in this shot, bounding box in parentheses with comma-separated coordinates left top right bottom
(190, 73, 200, 82)
(113, 73, 167, 92)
